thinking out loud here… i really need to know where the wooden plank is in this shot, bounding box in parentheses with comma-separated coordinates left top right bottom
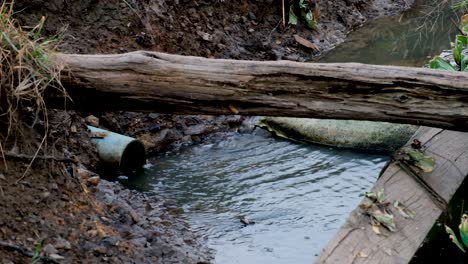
(51, 51, 468, 131)
(316, 127, 468, 264)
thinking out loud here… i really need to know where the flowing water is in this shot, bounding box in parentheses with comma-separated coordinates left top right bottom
(130, 130, 388, 263)
(127, 1, 459, 263)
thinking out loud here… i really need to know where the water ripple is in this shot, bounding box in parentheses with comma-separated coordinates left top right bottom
(131, 130, 388, 263)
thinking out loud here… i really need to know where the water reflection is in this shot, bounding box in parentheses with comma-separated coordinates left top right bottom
(320, 0, 459, 66)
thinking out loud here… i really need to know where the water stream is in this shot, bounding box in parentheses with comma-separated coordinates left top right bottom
(126, 1, 459, 263)
(130, 130, 387, 263)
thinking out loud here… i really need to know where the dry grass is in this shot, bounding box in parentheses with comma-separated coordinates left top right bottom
(0, 1, 67, 177)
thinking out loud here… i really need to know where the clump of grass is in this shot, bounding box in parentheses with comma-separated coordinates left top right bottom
(0, 1, 66, 176)
(453, 0, 468, 12)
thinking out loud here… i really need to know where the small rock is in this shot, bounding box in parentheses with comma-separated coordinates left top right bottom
(43, 244, 59, 255)
(128, 208, 140, 224)
(70, 125, 77, 133)
(94, 246, 107, 255)
(0, 173, 5, 181)
(54, 237, 71, 250)
(85, 115, 99, 127)
(42, 192, 51, 199)
(87, 176, 101, 186)
(197, 31, 213, 41)
(148, 113, 160, 119)
(77, 168, 91, 180)
(49, 254, 65, 260)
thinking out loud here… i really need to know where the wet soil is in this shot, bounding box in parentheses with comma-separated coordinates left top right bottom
(0, 0, 414, 263)
(16, 0, 413, 60)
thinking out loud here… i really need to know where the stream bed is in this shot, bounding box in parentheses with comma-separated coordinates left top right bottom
(126, 0, 459, 263)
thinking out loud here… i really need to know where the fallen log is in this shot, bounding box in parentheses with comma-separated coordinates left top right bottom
(52, 51, 468, 131)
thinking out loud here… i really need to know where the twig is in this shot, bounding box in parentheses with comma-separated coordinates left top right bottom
(268, 19, 283, 42)
(282, 0, 286, 28)
(16, 133, 48, 184)
(0, 141, 7, 171)
(4, 152, 74, 163)
(450, 17, 465, 35)
(0, 240, 59, 264)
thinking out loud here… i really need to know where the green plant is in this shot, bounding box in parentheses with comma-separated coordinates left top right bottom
(288, 0, 318, 30)
(446, 214, 468, 253)
(453, 0, 468, 12)
(429, 16, 468, 71)
(30, 239, 43, 264)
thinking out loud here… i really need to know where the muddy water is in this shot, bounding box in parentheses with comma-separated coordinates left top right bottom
(130, 129, 387, 263)
(321, 0, 458, 66)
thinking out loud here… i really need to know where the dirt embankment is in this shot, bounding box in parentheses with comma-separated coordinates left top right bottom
(0, 0, 413, 263)
(17, 0, 413, 60)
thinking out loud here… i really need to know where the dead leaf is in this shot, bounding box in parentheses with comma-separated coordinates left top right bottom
(90, 131, 108, 138)
(359, 202, 372, 210)
(228, 104, 239, 114)
(85, 115, 99, 127)
(357, 251, 368, 258)
(369, 207, 396, 232)
(371, 221, 381, 235)
(294, 34, 318, 51)
(393, 200, 416, 219)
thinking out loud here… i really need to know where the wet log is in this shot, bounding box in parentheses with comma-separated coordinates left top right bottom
(53, 51, 468, 131)
(316, 127, 468, 263)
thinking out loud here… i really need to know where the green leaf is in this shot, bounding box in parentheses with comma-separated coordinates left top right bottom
(400, 147, 435, 173)
(299, 0, 308, 9)
(460, 214, 468, 248)
(454, 35, 468, 66)
(408, 152, 435, 173)
(456, 35, 468, 46)
(461, 50, 468, 71)
(304, 10, 317, 30)
(429, 57, 457, 71)
(453, 45, 463, 66)
(377, 188, 385, 204)
(288, 5, 298, 25)
(370, 208, 396, 232)
(446, 225, 466, 253)
(365, 188, 385, 203)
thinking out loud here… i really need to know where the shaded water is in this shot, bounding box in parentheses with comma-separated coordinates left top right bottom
(130, 130, 388, 263)
(321, 0, 459, 66)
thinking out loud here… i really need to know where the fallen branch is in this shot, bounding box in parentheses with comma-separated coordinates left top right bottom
(0, 240, 59, 264)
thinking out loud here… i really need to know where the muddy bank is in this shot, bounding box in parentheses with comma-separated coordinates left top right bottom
(0, 0, 415, 263)
(16, 0, 413, 60)
(0, 111, 211, 263)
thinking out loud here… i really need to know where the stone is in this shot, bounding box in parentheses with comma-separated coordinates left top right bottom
(43, 244, 59, 255)
(49, 254, 65, 260)
(85, 115, 99, 127)
(87, 176, 101, 186)
(54, 237, 72, 250)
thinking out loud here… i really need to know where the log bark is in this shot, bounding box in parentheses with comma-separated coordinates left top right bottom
(52, 51, 468, 131)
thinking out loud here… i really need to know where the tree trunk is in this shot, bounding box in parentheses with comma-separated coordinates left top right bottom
(52, 51, 468, 131)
